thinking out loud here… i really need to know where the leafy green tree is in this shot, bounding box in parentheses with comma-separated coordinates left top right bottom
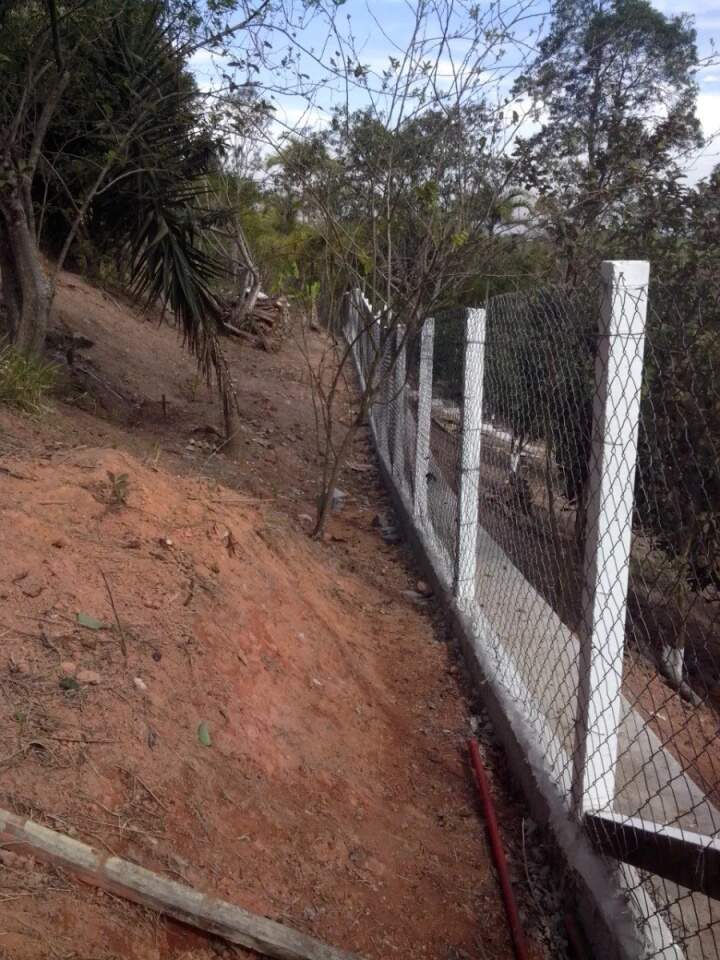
(497, 0, 706, 571)
(0, 0, 271, 361)
(513, 0, 702, 279)
(636, 170, 720, 590)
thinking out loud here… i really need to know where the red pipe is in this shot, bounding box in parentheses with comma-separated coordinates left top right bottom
(468, 738, 530, 960)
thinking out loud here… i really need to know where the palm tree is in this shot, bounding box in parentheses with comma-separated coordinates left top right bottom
(0, 1, 240, 381)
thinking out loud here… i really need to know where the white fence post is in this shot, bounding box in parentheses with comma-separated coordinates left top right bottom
(571, 260, 650, 817)
(414, 318, 435, 523)
(348, 290, 361, 383)
(368, 310, 381, 435)
(454, 308, 486, 602)
(392, 324, 406, 483)
(374, 312, 391, 467)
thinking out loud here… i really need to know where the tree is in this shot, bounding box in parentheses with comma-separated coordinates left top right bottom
(0, 0, 273, 362)
(625, 167, 720, 690)
(499, 0, 707, 572)
(513, 0, 702, 279)
(261, 0, 548, 536)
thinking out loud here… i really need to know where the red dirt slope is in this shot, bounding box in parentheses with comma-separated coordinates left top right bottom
(0, 270, 564, 960)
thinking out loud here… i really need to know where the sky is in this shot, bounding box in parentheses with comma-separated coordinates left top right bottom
(654, 0, 720, 179)
(191, 0, 720, 182)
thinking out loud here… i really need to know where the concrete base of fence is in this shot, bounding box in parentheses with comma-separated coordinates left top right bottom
(369, 437, 649, 960)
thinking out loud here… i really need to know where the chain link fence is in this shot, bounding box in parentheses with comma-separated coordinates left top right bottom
(609, 277, 720, 960)
(344, 266, 720, 960)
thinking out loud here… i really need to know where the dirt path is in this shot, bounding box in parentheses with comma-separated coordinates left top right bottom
(0, 272, 568, 960)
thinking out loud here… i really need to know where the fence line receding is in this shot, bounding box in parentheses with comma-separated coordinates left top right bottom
(343, 260, 720, 960)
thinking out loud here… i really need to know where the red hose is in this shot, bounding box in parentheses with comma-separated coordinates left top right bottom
(468, 738, 530, 960)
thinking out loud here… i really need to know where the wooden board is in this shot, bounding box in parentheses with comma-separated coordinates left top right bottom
(0, 807, 361, 960)
(586, 810, 720, 901)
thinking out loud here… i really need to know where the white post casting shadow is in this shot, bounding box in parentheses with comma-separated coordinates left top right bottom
(572, 260, 650, 817)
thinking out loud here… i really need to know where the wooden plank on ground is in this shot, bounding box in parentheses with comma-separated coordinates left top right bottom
(0, 807, 361, 960)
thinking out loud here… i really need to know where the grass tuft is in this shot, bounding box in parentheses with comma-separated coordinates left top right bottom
(0, 345, 56, 413)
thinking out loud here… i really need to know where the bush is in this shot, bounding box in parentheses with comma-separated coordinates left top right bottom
(0, 346, 56, 413)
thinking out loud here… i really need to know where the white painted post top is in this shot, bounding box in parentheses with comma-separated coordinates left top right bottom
(600, 260, 650, 289)
(600, 261, 649, 337)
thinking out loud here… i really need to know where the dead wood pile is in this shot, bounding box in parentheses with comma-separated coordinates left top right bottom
(219, 295, 289, 352)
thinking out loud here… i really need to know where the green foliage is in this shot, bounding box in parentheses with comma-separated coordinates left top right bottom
(483, 284, 596, 501)
(267, 105, 532, 333)
(513, 0, 701, 275)
(38, 4, 228, 362)
(106, 470, 130, 506)
(632, 173, 720, 584)
(637, 298, 720, 586)
(488, 0, 717, 578)
(0, 1, 241, 368)
(0, 345, 56, 412)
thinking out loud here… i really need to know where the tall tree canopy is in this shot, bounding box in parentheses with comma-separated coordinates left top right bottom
(513, 0, 702, 277)
(0, 0, 271, 361)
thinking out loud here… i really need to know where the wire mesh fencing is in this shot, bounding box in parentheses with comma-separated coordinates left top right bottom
(473, 282, 602, 793)
(599, 275, 720, 960)
(344, 267, 720, 960)
(345, 289, 392, 465)
(426, 307, 464, 584)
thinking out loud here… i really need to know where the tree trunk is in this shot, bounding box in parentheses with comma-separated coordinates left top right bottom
(243, 273, 262, 319)
(222, 388, 242, 455)
(312, 410, 364, 539)
(0, 219, 20, 342)
(230, 268, 261, 328)
(658, 641, 702, 706)
(0, 195, 51, 355)
(659, 643, 684, 687)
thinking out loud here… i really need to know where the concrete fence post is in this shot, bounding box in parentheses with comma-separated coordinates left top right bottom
(368, 311, 381, 435)
(348, 290, 360, 374)
(414, 318, 435, 524)
(571, 260, 650, 817)
(374, 316, 392, 468)
(453, 308, 486, 603)
(392, 324, 406, 483)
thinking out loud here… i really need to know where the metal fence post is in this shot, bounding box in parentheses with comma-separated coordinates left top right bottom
(571, 260, 650, 817)
(392, 324, 406, 483)
(414, 318, 435, 523)
(454, 308, 486, 602)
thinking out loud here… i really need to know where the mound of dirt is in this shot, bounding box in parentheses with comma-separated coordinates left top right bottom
(0, 446, 511, 959)
(0, 270, 563, 960)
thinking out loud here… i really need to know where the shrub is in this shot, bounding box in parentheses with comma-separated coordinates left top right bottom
(0, 346, 56, 413)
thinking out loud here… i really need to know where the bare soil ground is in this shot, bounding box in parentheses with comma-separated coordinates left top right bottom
(0, 271, 569, 960)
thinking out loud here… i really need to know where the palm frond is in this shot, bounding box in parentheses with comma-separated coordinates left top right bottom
(127, 194, 228, 374)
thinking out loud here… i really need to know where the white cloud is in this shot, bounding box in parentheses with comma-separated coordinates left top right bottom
(685, 91, 720, 181)
(698, 90, 720, 134)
